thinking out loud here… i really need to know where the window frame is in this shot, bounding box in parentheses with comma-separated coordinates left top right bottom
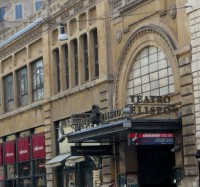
(82, 34, 89, 82)
(14, 4, 23, 20)
(4, 74, 14, 112)
(73, 39, 79, 86)
(53, 48, 61, 93)
(63, 44, 69, 89)
(17, 66, 28, 107)
(35, 0, 43, 12)
(31, 59, 44, 102)
(0, 7, 5, 21)
(93, 29, 99, 78)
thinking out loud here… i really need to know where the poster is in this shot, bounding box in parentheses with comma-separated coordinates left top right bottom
(119, 175, 126, 187)
(127, 173, 138, 187)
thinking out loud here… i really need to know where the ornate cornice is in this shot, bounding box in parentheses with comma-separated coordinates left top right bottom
(0, 27, 42, 59)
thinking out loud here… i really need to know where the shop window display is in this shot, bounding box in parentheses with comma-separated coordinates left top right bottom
(7, 164, 16, 179)
(19, 161, 31, 177)
(19, 178, 31, 187)
(34, 176, 46, 187)
(34, 159, 46, 175)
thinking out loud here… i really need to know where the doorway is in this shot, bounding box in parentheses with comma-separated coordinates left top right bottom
(137, 145, 176, 187)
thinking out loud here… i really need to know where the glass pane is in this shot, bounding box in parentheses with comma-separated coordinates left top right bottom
(19, 162, 31, 177)
(141, 57, 148, 66)
(34, 159, 46, 175)
(7, 164, 16, 179)
(19, 179, 31, 187)
(15, 4, 22, 19)
(134, 78, 141, 87)
(34, 177, 46, 187)
(133, 68, 140, 78)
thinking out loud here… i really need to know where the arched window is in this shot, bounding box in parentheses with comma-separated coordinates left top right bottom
(126, 46, 175, 103)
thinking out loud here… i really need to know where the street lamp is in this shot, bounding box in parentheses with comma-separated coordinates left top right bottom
(58, 23, 68, 41)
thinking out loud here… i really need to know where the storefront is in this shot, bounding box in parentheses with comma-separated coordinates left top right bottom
(0, 133, 46, 187)
(66, 109, 182, 187)
(45, 119, 102, 187)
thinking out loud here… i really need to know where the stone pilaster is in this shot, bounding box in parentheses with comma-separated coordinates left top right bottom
(179, 54, 198, 178)
(183, 3, 200, 186)
(43, 102, 54, 187)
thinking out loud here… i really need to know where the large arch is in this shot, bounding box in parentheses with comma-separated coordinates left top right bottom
(114, 25, 180, 108)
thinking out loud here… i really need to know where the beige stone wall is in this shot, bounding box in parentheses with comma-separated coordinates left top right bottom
(0, 0, 198, 186)
(187, 1, 200, 186)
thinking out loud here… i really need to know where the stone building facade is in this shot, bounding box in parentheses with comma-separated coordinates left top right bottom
(0, 0, 199, 187)
(0, 0, 44, 34)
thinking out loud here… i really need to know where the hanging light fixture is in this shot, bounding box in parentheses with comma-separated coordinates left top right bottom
(58, 23, 68, 41)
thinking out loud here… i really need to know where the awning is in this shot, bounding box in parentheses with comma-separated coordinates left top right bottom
(45, 153, 70, 168)
(66, 118, 181, 143)
(65, 156, 85, 166)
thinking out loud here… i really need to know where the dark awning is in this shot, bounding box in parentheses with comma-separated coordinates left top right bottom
(66, 118, 181, 143)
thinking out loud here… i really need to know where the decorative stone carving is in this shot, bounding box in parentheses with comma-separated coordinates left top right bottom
(169, 4, 177, 19)
(115, 30, 122, 43)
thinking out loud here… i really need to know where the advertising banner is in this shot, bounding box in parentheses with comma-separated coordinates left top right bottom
(4, 141, 15, 164)
(17, 137, 30, 162)
(32, 133, 45, 159)
(128, 133, 174, 145)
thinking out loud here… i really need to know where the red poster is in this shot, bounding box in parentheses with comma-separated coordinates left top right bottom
(4, 141, 15, 164)
(0, 145, 2, 166)
(17, 137, 30, 162)
(32, 133, 45, 159)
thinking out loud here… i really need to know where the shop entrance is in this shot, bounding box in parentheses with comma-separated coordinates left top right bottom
(137, 145, 176, 187)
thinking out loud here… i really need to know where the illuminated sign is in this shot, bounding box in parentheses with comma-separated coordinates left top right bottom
(128, 133, 174, 145)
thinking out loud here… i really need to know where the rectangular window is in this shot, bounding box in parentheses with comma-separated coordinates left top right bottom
(93, 29, 99, 77)
(4, 74, 14, 112)
(73, 39, 79, 86)
(15, 4, 22, 19)
(17, 67, 28, 107)
(18, 161, 31, 177)
(64, 45, 69, 89)
(83, 34, 89, 81)
(53, 49, 60, 92)
(0, 7, 5, 21)
(31, 59, 44, 101)
(35, 1, 42, 11)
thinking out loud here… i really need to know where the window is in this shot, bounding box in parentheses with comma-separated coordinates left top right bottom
(0, 7, 5, 21)
(93, 29, 99, 78)
(32, 59, 44, 101)
(126, 46, 175, 104)
(18, 161, 31, 177)
(34, 159, 46, 175)
(72, 39, 79, 86)
(15, 4, 22, 19)
(4, 74, 14, 112)
(17, 67, 28, 107)
(6, 164, 16, 179)
(53, 49, 60, 92)
(63, 45, 69, 89)
(35, 1, 43, 11)
(82, 34, 89, 81)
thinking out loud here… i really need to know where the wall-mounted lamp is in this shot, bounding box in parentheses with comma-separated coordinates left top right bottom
(170, 144, 181, 152)
(122, 106, 132, 119)
(57, 121, 67, 143)
(58, 23, 68, 41)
